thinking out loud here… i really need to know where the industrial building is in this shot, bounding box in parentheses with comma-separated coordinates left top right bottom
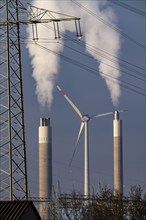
(0, 201, 41, 220)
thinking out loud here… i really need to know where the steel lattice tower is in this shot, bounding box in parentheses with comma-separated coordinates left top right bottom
(0, 0, 28, 200)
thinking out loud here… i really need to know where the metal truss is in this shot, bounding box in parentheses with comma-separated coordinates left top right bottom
(26, 4, 82, 40)
(0, 0, 28, 200)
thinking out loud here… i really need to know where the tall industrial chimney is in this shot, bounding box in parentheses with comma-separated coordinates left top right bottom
(39, 118, 52, 220)
(113, 111, 123, 195)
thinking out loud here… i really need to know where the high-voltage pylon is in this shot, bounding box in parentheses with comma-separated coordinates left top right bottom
(0, 0, 28, 200)
(0, 0, 81, 201)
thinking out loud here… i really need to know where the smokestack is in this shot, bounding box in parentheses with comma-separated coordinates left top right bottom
(39, 118, 52, 220)
(113, 111, 123, 195)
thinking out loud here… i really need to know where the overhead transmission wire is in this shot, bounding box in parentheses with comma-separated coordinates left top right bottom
(60, 42, 145, 82)
(69, 38, 145, 78)
(25, 0, 146, 18)
(22, 36, 145, 81)
(24, 39, 145, 97)
(109, 0, 146, 17)
(11, 33, 146, 82)
(22, 25, 145, 95)
(71, 0, 146, 50)
(64, 33, 146, 76)
(49, 26, 146, 81)
(23, 27, 146, 74)
(34, 21, 146, 81)
(37, 43, 146, 95)
(28, 22, 145, 80)
(35, 21, 145, 76)
(82, 40, 145, 73)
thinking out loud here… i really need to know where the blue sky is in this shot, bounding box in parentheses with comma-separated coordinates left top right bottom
(21, 0, 145, 197)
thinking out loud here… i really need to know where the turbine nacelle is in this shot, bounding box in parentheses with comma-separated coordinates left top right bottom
(81, 115, 90, 122)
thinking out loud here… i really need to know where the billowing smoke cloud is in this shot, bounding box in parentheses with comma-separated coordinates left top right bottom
(27, 0, 121, 108)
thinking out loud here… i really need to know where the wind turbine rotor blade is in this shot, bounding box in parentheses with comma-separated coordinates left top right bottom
(69, 145, 78, 167)
(69, 122, 85, 167)
(92, 109, 128, 119)
(117, 109, 128, 113)
(92, 111, 114, 119)
(57, 85, 82, 118)
(76, 122, 85, 146)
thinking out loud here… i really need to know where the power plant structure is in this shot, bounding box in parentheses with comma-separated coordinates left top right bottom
(0, 1, 81, 202)
(39, 118, 52, 220)
(113, 111, 123, 195)
(1, 1, 126, 215)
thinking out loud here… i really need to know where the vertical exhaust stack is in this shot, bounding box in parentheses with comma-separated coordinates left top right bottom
(39, 118, 52, 220)
(113, 111, 123, 195)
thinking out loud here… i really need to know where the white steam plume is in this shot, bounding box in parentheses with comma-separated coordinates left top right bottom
(27, 0, 121, 108)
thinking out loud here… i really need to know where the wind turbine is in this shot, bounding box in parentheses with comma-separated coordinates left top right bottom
(57, 85, 119, 198)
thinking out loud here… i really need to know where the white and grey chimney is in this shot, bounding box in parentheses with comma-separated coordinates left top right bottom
(39, 118, 52, 220)
(113, 111, 123, 195)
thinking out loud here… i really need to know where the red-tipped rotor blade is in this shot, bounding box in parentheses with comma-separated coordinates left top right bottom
(57, 85, 82, 118)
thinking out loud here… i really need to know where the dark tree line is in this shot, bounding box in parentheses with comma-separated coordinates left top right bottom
(51, 185, 146, 220)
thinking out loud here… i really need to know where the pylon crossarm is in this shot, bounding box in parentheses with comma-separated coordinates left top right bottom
(28, 4, 80, 21)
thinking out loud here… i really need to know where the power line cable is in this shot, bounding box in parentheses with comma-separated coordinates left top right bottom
(40, 22, 146, 76)
(33, 22, 146, 80)
(25, 41, 146, 96)
(71, 0, 146, 50)
(60, 42, 145, 82)
(110, 0, 146, 17)
(22, 35, 145, 82)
